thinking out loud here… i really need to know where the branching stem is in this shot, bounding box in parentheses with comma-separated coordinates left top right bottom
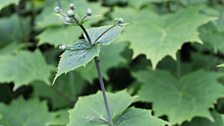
(78, 24, 114, 126)
(93, 25, 115, 44)
(79, 24, 92, 44)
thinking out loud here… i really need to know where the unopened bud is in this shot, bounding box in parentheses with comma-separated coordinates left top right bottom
(117, 18, 124, 24)
(59, 45, 67, 50)
(54, 6, 62, 13)
(86, 8, 92, 16)
(67, 10, 74, 17)
(69, 3, 75, 10)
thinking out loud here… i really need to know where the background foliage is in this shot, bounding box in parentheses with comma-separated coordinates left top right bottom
(0, 0, 224, 126)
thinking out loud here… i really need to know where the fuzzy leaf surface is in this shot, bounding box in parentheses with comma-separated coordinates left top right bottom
(54, 40, 100, 83)
(0, 50, 54, 89)
(112, 7, 215, 68)
(134, 70, 224, 125)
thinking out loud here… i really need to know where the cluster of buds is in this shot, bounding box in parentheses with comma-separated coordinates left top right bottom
(56, 3, 125, 50)
(114, 18, 125, 27)
(54, 3, 93, 25)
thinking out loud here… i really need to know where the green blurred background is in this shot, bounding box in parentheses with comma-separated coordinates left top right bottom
(0, 0, 224, 126)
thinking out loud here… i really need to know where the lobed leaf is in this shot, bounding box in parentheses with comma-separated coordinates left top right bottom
(67, 91, 135, 126)
(199, 12, 224, 52)
(0, 98, 54, 126)
(112, 6, 216, 68)
(134, 70, 224, 125)
(0, 50, 54, 89)
(67, 90, 167, 126)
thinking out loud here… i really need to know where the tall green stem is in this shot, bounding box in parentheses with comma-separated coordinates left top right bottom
(78, 24, 114, 126)
(94, 57, 114, 126)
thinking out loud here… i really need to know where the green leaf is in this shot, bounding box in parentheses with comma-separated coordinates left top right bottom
(214, 10, 224, 32)
(112, 6, 215, 68)
(182, 111, 224, 126)
(85, 25, 123, 45)
(32, 71, 86, 109)
(191, 51, 222, 70)
(157, 56, 193, 77)
(0, 0, 20, 10)
(54, 40, 100, 83)
(134, 70, 224, 125)
(36, 0, 108, 28)
(77, 42, 127, 82)
(200, 20, 224, 52)
(37, 26, 81, 47)
(128, 0, 169, 8)
(115, 108, 167, 126)
(67, 90, 167, 126)
(103, 0, 127, 6)
(180, 0, 208, 6)
(0, 42, 26, 55)
(0, 98, 54, 126)
(0, 50, 54, 89)
(0, 15, 30, 46)
(67, 91, 135, 126)
(49, 110, 69, 126)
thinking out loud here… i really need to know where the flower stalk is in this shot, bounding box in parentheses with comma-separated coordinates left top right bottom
(78, 24, 114, 126)
(55, 4, 125, 126)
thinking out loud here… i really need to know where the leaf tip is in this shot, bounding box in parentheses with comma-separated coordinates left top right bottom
(217, 64, 224, 68)
(52, 74, 60, 85)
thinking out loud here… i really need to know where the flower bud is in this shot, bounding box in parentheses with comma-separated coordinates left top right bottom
(117, 18, 124, 24)
(67, 10, 74, 17)
(59, 45, 67, 50)
(86, 8, 92, 16)
(69, 3, 75, 10)
(54, 6, 62, 13)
